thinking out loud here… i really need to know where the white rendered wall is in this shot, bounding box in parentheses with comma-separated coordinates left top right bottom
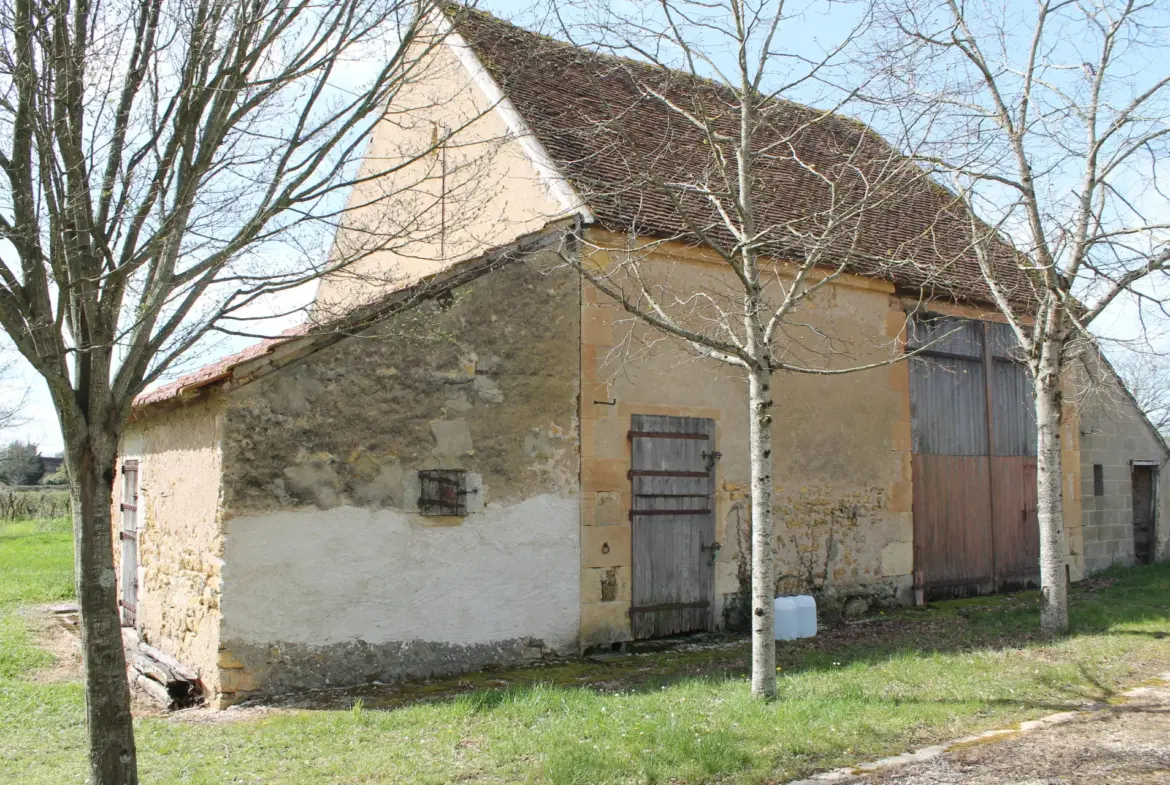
(221, 494, 580, 651)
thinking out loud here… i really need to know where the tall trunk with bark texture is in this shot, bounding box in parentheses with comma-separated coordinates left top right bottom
(748, 365, 777, 698)
(1034, 338, 1068, 635)
(65, 409, 138, 785)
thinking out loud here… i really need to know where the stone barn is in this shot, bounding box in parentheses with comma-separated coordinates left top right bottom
(112, 7, 1167, 707)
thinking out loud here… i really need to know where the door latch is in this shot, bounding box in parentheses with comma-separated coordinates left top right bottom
(701, 541, 722, 565)
(702, 450, 722, 471)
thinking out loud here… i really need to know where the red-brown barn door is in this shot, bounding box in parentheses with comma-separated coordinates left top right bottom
(629, 415, 717, 639)
(909, 317, 1038, 599)
(988, 344, 1040, 588)
(909, 319, 995, 596)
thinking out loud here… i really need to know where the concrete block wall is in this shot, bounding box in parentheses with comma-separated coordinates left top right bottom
(1077, 360, 1170, 574)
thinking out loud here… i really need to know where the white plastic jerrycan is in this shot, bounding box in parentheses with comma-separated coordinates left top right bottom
(773, 594, 817, 640)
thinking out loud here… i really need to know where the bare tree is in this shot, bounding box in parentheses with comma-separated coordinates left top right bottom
(528, 0, 974, 698)
(870, 0, 1170, 634)
(1114, 352, 1170, 437)
(0, 348, 28, 432)
(0, 1, 501, 781)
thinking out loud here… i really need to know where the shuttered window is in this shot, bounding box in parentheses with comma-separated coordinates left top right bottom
(417, 469, 470, 516)
(120, 461, 139, 627)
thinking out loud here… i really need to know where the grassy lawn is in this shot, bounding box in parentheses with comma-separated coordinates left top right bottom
(2, 517, 1169, 785)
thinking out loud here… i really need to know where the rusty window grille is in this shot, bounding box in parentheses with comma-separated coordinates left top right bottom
(418, 469, 470, 516)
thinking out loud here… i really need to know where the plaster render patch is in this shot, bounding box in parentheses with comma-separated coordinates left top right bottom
(352, 462, 405, 508)
(881, 541, 914, 577)
(444, 390, 474, 411)
(221, 494, 580, 649)
(282, 460, 341, 509)
(266, 367, 324, 416)
(431, 419, 474, 459)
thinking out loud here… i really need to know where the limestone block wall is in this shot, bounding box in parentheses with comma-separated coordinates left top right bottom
(1076, 358, 1170, 573)
(216, 252, 581, 703)
(578, 232, 915, 645)
(114, 399, 227, 693)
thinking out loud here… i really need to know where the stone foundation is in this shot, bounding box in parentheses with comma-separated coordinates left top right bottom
(215, 636, 557, 704)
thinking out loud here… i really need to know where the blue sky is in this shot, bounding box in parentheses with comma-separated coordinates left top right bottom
(4, 0, 1167, 454)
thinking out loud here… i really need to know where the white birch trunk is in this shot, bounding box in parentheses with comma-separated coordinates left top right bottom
(1034, 341, 1069, 635)
(748, 365, 777, 698)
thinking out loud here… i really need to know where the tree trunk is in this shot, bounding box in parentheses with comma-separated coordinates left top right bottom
(1034, 347, 1069, 635)
(68, 427, 139, 785)
(748, 365, 777, 698)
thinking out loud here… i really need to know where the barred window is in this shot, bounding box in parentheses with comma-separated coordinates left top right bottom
(417, 469, 470, 516)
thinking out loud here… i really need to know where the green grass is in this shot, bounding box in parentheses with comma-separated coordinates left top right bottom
(1, 518, 1169, 785)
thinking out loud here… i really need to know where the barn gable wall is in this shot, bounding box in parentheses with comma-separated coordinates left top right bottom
(312, 35, 572, 316)
(215, 251, 581, 704)
(1077, 355, 1170, 573)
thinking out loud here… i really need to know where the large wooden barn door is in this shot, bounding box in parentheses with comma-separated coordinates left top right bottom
(629, 415, 717, 639)
(909, 317, 1038, 599)
(988, 332, 1040, 588)
(910, 318, 995, 596)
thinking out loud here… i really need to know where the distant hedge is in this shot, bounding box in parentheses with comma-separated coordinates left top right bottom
(0, 488, 70, 521)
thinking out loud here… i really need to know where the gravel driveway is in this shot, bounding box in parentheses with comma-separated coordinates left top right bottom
(830, 683, 1170, 785)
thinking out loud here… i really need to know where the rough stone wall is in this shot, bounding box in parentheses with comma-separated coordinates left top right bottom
(216, 252, 581, 704)
(113, 400, 226, 693)
(1075, 354, 1170, 573)
(578, 231, 914, 644)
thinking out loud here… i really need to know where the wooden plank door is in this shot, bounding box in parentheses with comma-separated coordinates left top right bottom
(990, 457, 1040, 587)
(908, 341, 996, 598)
(989, 343, 1040, 589)
(629, 414, 716, 639)
(909, 316, 1040, 599)
(1132, 465, 1155, 565)
(120, 461, 139, 627)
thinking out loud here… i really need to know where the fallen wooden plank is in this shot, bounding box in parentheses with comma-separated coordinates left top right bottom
(138, 642, 199, 683)
(132, 672, 174, 709)
(129, 652, 177, 686)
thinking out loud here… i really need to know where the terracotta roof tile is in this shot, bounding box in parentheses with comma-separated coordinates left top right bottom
(450, 6, 1030, 305)
(132, 327, 306, 408)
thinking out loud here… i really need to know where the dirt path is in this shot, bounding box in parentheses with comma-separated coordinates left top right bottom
(810, 681, 1170, 785)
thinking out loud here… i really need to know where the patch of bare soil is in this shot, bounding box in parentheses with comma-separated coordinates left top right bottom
(839, 684, 1170, 785)
(161, 703, 278, 724)
(25, 604, 82, 683)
